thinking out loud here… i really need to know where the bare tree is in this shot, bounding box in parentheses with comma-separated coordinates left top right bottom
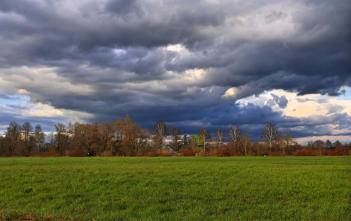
(261, 122, 279, 153)
(54, 123, 70, 153)
(168, 125, 181, 152)
(333, 140, 342, 148)
(5, 122, 21, 154)
(22, 122, 35, 154)
(325, 140, 332, 149)
(115, 115, 149, 156)
(314, 140, 324, 156)
(34, 124, 45, 152)
(100, 122, 114, 152)
(241, 134, 251, 156)
(199, 128, 211, 152)
(22, 122, 33, 143)
(281, 132, 293, 155)
(71, 123, 90, 152)
(0, 136, 4, 155)
(228, 125, 241, 143)
(153, 120, 167, 150)
(216, 128, 224, 145)
(153, 120, 166, 137)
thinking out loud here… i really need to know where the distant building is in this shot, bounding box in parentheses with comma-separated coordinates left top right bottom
(52, 131, 73, 138)
(148, 134, 192, 146)
(19, 131, 35, 141)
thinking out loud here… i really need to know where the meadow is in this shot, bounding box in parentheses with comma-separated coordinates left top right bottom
(0, 157, 350, 221)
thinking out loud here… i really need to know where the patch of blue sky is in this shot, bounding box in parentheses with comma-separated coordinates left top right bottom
(336, 86, 351, 101)
(0, 94, 30, 108)
(343, 87, 351, 97)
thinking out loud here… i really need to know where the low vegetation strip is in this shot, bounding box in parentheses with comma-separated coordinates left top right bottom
(0, 157, 350, 220)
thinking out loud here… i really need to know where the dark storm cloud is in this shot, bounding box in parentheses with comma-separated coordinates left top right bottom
(0, 0, 350, 138)
(105, 0, 140, 16)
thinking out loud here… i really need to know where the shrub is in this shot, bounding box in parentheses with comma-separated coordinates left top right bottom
(327, 151, 337, 156)
(270, 151, 284, 156)
(159, 152, 176, 157)
(198, 152, 211, 156)
(328, 147, 344, 156)
(181, 149, 195, 156)
(66, 149, 86, 157)
(294, 148, 317, 156)
(145, 150, 161, 157)
(231, 152, 243, 156)
(101, 150, 113, 157)
(217, 147, 231, 156)
(208, 149, 219, 156)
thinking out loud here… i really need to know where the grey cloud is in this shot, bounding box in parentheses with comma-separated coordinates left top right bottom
(265, 11, 286, 23)
(105, 0, 140, 16)
(271, 94, 288, 108)
(327, 105, 345, 115)
(0, 0, 350, 138)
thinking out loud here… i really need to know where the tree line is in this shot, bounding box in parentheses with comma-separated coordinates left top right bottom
(0, 115, 350, 157)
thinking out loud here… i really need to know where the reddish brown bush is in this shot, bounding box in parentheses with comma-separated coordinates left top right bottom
(198, 152, 210, 156)
(145, 150, 161, 157)
(159, 152, 176, 157)
(231, 152, 243, 156)
(328, 147, 344, 156)
(327, 151, 338, 156)
(101, 150, 113, 157)
(294, 148, 317, 156)
(181, 149, 195, 156)
(217, 147, 231, 156)
(208, 149, 219, 156)
(270, 151, 285, 156)
(66, 149, 86, 157)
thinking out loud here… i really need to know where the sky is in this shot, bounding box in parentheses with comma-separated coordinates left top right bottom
(0, 0, 350, 143)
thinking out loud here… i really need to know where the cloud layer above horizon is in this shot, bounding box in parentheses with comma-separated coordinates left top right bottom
(0, 0, 350, 142)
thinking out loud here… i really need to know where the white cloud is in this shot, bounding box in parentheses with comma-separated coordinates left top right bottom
(0, 66, 95, 100)
(183, 68, 207, 85)
(113, 48, 126, 56)
(236, 87, 351, 139)
(25, 102, 93, 121)
(0, 94, 93, 125)
(17, 89, 30, 95)
(165, 44, 186, 52)
(295, 136, 351, 145)
(222, 87, 240, 99)
(237, 87, 351, 118)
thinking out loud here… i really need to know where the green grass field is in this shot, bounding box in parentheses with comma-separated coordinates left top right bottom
(0, 157, 350, 221)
